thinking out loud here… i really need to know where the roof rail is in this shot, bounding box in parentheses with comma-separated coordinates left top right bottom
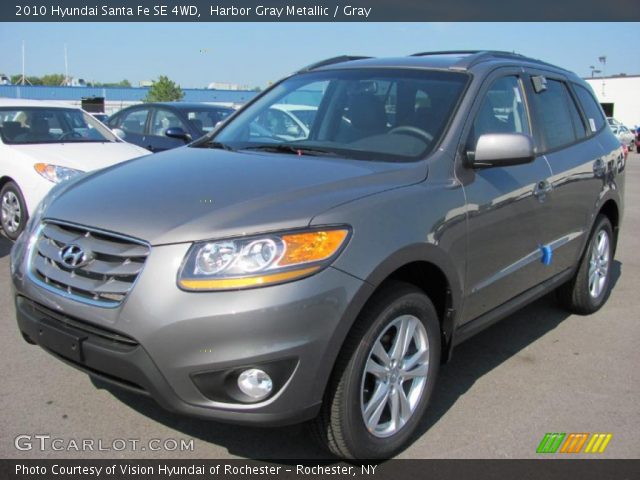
(453, 51, 527, 69)
(297, 55, 372, 73)
(410, 50, 484, 57)
(411, 50, 568, 72)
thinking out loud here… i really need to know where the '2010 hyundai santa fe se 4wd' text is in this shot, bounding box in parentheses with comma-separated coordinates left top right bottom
(10, 51, 625, 459)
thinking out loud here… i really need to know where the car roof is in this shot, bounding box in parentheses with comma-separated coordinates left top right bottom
(0, 98, 80, 109)
(271, 104, 317, 112)
(302, 51, 580, 81)
(152, 102, 235, 110)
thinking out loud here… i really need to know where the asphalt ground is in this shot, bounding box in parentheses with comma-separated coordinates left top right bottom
(1, 153, 639, 460)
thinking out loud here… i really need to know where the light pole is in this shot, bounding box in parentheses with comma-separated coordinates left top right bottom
(598, 55, 607, 96)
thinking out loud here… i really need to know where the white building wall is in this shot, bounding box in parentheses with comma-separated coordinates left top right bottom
(585, 76, 640, 128)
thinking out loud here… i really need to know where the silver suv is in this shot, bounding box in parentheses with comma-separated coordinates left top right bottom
(11, 51, 625, 459)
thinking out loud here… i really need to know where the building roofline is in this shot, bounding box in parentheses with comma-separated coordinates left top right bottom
(584, 74, 640, 80)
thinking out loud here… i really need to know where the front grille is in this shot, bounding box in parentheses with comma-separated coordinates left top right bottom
(30, 221, 150, 307)
(27, 299, 140, 347)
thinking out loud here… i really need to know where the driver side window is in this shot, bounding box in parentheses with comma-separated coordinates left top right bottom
(118, 109, 149, 135)
(469, 76, 529, 149)
(151, 109, 188, 137)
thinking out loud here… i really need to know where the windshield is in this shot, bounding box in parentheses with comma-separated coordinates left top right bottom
(210, 68, 468, 161)
(0, 107, 118, 145)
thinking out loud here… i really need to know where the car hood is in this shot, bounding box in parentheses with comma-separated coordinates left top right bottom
(44, 147, 426, 245)
(12, 141, 150, 171)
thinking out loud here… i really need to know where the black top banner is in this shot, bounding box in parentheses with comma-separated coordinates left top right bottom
(3, 0, 640, 22)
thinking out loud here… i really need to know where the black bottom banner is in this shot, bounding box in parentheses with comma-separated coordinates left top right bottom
(2, 459, 639, 480)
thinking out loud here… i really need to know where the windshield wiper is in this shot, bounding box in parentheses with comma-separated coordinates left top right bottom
(199, 140, 235, 151)
(242, 144, 342, 157)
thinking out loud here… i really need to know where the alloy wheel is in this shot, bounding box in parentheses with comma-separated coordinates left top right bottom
(1, 190, 22, 234)
(360, 314, 430, 438)
(588, 229, 610, 298)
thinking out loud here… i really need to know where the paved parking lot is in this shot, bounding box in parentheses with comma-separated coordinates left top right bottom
(1, 153, 639, 459)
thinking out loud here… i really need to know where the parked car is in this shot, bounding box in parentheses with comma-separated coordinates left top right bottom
(611, 124, 635, 150)
(107, 102, 234, 152)
(635, 126, 640, 153)
(273, 104, 318, 129)
(11, 51, 624, 459)
(0, 99, 149, 239)
(250, 104, 317, 141)
(607, 117, 623, 128)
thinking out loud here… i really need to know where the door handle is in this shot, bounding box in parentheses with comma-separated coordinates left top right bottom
(533, 180, 553, 200)
(533, 180, 553, 203)
(593, 158, 607, 177)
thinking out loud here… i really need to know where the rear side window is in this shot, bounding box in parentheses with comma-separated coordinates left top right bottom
(573, 84, 606, 134)
(529, 78, 583, 150)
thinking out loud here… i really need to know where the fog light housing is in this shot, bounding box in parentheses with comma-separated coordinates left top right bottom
(237, 369, 273, 401)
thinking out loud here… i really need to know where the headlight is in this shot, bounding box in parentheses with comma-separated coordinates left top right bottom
(34, 163, 84, 183)
(178, 227, 350, 290)
(24, 173, 79, 235)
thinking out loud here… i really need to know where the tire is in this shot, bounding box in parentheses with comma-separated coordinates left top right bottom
(311, 281, 441, 459)
(557, 215, 614, 315)
(0, 181, 28, 241)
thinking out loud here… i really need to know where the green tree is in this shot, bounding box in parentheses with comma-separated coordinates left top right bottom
(93, 79, 132, 88)
(10, 74, 43, 85)
(40, 73, 66, 86)
(143, 76, 184, 102)
(253, 86, 262, 92)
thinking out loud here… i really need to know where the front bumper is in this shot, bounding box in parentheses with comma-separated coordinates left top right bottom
(12, 239, 372, 426)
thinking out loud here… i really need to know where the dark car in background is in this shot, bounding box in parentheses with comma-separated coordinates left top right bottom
(90, 113, 110, 124)
(107, 102, 234, 152)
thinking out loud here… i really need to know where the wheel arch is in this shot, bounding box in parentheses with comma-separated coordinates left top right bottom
(0, 175, 17, 191)
(598, 198, 620, 253)
(313, 243, 463, 404)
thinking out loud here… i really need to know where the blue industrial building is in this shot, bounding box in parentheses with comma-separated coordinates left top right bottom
(0, 85, 258, 112)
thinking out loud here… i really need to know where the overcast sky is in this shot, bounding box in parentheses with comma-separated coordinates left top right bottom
(1, 22, 638, 88)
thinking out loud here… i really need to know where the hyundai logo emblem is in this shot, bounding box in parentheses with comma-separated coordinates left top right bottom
(59, 244, 92, 269)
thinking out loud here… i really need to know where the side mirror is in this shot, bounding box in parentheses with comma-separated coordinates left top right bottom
(468, 133, 535, 168)
(111, 128, 126, 140)
(165, 127, 191, 142)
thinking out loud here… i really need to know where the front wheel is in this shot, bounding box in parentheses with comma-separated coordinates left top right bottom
(0, 182, 28, 241)
(312, 282, 441, 459)
(557, 215, 614, 314)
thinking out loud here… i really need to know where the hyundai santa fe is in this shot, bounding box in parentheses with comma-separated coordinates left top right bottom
(10, 51, 625, 459)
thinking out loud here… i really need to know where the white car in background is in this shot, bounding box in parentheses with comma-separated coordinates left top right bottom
(610, 124, 635, 150)
(252, 104, 318, 141)
(0, 99, 150, 240)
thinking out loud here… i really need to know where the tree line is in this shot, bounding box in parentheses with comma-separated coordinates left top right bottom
(8, 74, 132, 87)
(5, 74, 262, 102)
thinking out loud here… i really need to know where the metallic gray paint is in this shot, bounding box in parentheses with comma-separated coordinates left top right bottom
(44, 149, 425, 246)
(11, 54, 625, 425)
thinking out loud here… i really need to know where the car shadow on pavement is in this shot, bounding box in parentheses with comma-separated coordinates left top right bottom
(0, 234, 12, 258)
(95, 261, 621, 461)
